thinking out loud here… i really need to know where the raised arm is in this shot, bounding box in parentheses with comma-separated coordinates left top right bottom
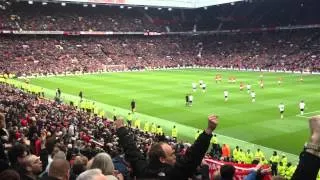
(115, 119, 148, 177)
(170, 115, 218, 179)
(292, 115, 320, 180)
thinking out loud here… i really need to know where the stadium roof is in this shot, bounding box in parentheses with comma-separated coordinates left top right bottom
(20, 0, 244, 8)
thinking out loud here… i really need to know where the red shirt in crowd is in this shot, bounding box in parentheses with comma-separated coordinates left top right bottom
(21, 118, 28, 127)
(35, 139, 41, 156)
(15, 131, 21, 140)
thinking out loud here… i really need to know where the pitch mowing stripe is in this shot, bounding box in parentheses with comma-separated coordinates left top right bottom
(15, 81, 299, 163)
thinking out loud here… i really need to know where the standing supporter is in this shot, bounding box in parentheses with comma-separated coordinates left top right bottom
(171, 125, 178, 140)
(292, 115, 320, 180)
(221, 144, 231, 159)
(40, 159, 70, 180)
(115, 114, 218, 179)
(270, 151, 280, 176)
(21, 155, 43, 180)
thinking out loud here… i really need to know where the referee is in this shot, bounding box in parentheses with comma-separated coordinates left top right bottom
(131, 99, 136, 112)
(185, 94, 189, 106)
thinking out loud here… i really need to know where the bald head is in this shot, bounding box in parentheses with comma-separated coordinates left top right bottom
(49, 159, 70, 180)
(53, 151, 66, 160)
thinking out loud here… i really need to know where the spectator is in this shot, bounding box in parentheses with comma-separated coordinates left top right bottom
(44, 151, 66, 175)
(21, 154, 43, 180)
(0, 113, 9, 164)
(0, 169, 20, 180)
(292, 115, 320, 180)
(8, 144, 29, 171)
(220, 164, 235, 180)
(70, 156, 88, 180)
(114, 114, 218, 179)
(89, 152, 119, 179)
(41, 159, 70, 180)
(76, 169, 107, 180)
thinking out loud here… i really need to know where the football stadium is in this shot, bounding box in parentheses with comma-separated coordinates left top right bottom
(0, 0, 320, 179)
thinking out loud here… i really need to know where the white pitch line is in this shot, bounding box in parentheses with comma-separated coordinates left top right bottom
(296, 115, 309, 118)
(301, 111, 320, 115)
(296, 110, 320, 118)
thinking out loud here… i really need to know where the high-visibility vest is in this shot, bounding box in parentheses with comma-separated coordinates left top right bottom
(233, 149, 239, 161)
(281, 156, 288, 166)
(238, 151, 246, 162)
(151, 124, 157, 133)
(127, 114, 133, 121)
(277, 164, 286, 176)
(171, 128, 178, 138)
(134, 119, 141, 129)
(156, 127, 163, 135)
(245, 152, 254, 164)
(270, 155, 280, 164)
(211, 136, 218, 144)
(144, 122, 150, 133)
(99, 110, 105, 118)
(255, 151, 265, 160)
(261, 158, 268, 165)
(285, 166, 296, 179)
(93, 105, 98, 114)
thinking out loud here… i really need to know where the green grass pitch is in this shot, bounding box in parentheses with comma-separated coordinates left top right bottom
(29, 69, 320, 156)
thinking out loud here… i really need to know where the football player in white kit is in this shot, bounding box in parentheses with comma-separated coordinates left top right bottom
(188, 94, 194, 106)
(247, 84, 251, 94)
(251, 90, 256, 102)
(199, 80, 203, 86)
(192, 82, 197, 92)
(299, 100, 306, 115)
(202, 83, 207, 92)
(224, 90, 229, 102)
(279, 102, 285, 119)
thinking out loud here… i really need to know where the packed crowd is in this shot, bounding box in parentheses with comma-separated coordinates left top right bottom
(1, 0, 319, 32)
(1, 29, 319, 76)
(0, 81, 220, 180)
(0, 82, 182, 180)
(1, 77, 320, 180)
(0, 2, 169, 32)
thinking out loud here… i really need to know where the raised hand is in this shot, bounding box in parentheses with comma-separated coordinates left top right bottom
(309, 115, 320, 144)
(205, 114, 219, 134)
(114, 118, 125, 129)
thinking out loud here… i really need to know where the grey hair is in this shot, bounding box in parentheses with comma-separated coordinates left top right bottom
(76, 169, 106, 180)
(53, 151, 66, 160)
(89, 153, 114, 175)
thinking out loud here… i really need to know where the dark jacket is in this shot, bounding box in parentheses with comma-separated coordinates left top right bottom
(116, 127, 212, 180)
(0, 139, 8, 164)
(291, 151, 320, 180)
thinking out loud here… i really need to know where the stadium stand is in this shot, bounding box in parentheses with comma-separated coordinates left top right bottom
(1, 29, 319, 76)
(1, 0, 320, 32)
